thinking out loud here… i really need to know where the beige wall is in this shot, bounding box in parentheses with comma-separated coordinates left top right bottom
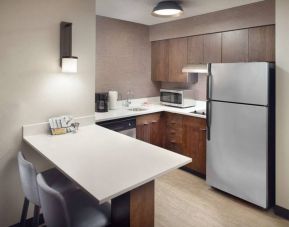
(276, 0, 289, 210)
(150, 0, 275, 41)
(96, 16, 160, 100)
(0, 0, 96, 225)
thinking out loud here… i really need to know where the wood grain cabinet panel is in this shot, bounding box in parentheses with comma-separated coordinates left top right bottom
(222, 29, 249, 63)
(151, 40, 169, 81)
(188, 35, 204, 64)
(182, 116, 206, 175)
(204, 33, 222, 63)
(249, 25, 275, 62)
(169, 38, 188, 83)
(163, 113, 183, 154)
(136, 113, 163, 147)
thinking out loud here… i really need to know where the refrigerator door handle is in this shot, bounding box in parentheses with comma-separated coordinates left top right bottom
(206, 64, 212, 100)
(207, 63, 212, 140)
(206, 100, 211, 140)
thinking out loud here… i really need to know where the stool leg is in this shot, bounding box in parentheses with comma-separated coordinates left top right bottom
(20, 197, 29, 227)
(32, 205, 40, 227)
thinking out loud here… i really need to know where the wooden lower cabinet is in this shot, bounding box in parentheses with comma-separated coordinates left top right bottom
(136, 112, 207, 176)
(136, 113, 163, 147)
(182, 116, 206, 175)
(163, 112, 183, 154)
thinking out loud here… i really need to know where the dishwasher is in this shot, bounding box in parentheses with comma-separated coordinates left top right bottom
(96, 117, 136, 138)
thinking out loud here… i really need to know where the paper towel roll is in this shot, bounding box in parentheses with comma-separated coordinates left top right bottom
(108, 91, 118, 110)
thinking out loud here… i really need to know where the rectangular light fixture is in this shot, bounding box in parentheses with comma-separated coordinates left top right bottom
(60, 22, 78, 73)
(61, 57, 78, 73)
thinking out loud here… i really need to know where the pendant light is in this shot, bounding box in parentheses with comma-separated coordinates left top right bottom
(60, 22, 78, 73)
(152, 1, 183, 17)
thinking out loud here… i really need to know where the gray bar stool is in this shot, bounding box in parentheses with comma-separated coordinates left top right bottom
(17, 151, 78, 227)
(37, 173, 111, 227)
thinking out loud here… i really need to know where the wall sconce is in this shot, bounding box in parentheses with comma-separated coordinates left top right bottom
(60, 22, 78, 73)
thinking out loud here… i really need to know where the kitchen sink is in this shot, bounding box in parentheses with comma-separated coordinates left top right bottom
(128, 107, 147, 112)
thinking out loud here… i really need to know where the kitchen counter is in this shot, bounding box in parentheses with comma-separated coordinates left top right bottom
(95, 98, 206, 122)
(23, 118, 191, 204)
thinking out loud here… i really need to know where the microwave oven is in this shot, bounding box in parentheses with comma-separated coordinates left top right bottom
(160, 89, 196, 108)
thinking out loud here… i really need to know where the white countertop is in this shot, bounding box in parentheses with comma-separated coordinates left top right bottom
(23, 123, 191, 204)
(95, 98, 206, 122)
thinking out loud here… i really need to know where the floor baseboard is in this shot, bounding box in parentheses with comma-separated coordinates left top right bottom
(274, 205, 289, 220)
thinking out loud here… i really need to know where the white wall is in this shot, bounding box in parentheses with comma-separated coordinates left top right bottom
(276, 0, 289, 210)
(0, 0, 96, 225)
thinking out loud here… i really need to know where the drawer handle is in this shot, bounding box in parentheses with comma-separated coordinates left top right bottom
(200, 128, 206, 131)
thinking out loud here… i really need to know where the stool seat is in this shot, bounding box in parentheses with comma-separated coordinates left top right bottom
(42, 168, 79, 194)
(37, 173, 111, 227)
(17, 151, 79, 227)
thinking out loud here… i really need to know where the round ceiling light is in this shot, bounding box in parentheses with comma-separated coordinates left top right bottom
(152, 1, 183, 18)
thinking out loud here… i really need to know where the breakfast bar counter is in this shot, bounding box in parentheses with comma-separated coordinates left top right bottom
(23, 121, 191, 227)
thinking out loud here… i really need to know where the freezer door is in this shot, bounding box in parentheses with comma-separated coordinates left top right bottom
(210, 62, 269, 105)
(206, 101, 268, 208)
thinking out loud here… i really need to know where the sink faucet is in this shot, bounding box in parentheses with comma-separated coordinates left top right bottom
(124, 90, 133, 107)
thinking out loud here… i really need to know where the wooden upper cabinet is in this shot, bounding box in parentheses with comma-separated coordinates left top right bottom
(249, 25, 275, 62)
(188, 35, 204, 64)
(169, 37, 188, 83)
(222, 29, 249, 63)
(151, 40, 169, 82)
(204, 33, 222, 63)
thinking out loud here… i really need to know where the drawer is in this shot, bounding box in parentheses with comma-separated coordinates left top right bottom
(166, 133, 182, 143)
(166, 115, 182, 125)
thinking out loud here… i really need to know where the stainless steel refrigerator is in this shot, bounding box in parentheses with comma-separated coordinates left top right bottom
(206, 62, 275, 209)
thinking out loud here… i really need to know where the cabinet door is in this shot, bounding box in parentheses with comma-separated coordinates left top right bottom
(222, 29, 249, 63)
(151, 40, 169, 81)
(188, 35, 204, 64)
(198, 119, 206, 175)
(169, 38, 188, 83)
(136, 113, 162, 147)
(204, 33, 222, 63)
(249, 25, 275, 62)
(182, 116, 206, 175)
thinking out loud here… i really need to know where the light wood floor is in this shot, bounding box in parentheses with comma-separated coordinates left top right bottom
(155, 170, 289, 227)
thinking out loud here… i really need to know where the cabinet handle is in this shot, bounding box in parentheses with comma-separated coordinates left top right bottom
(151, 121, 158, 123)
(200, 128, 206, 131)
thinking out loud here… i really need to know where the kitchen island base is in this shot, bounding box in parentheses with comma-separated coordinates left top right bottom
(112, 181, 155, 227)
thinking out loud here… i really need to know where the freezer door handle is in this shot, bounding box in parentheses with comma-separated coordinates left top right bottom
(206, 100, 211, 140)
(206, 64, 212, 100)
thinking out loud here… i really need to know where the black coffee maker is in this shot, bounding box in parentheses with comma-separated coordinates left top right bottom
(95, 92, 108, 112)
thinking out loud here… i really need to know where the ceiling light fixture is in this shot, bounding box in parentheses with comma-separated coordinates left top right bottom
(152, 1, 183, 18)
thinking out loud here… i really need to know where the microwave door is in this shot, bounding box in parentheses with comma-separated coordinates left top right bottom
(160, 92, 171, 103)
(161, 92, 181, 104)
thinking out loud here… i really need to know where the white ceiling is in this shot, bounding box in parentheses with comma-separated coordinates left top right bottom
(95, 0, 264, 25)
